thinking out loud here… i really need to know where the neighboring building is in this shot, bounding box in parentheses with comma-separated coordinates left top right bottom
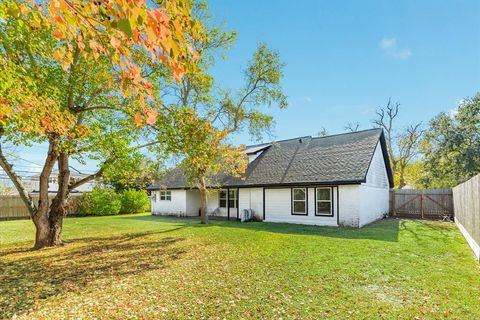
(30, 170, 96, 193)
(148, 128, 393, 228)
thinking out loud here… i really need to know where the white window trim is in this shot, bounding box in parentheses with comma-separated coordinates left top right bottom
(292, 187, 307, 215)
(315, 187, 332, 216)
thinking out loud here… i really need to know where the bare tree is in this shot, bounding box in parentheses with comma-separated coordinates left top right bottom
(372, 98, 424, 189)
(317, 127, 329, 137)
(345, 122, 361, 132)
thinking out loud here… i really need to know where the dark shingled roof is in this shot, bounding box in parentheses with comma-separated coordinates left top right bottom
(148, 128, 393, 190)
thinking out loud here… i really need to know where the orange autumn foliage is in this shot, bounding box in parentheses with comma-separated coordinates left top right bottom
(0, 0, 202, 132)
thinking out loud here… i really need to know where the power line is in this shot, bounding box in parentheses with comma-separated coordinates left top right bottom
(4, 153, 98, 174)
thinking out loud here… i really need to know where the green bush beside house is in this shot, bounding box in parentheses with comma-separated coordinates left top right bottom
(78, 189, 149, 216)
(119, 189, 150, 214)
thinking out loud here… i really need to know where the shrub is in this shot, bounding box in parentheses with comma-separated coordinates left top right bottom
(79, 188, 122, 216)
(120, 189, 150, 214)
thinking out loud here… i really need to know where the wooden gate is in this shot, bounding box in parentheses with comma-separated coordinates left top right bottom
(390, 189, 454, 220)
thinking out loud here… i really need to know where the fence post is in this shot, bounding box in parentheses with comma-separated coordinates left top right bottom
(391, 190, 396, 217)
(420, 190, 424, 219)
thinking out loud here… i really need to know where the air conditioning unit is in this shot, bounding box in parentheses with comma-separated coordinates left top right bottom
(241, 209, 253, 222)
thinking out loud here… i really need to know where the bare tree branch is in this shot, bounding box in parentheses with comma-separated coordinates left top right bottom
(372, 98, 423, 188)
(345, 122, 361, 132)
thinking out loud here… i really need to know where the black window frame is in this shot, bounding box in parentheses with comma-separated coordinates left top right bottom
(291, 187, 308, 215)
(160, 190, 171, 201)
(315, 187, 333, 217)
(219, 189, 239, 208)
(219, 190, 227, 208)
(228, 189, 238, 209)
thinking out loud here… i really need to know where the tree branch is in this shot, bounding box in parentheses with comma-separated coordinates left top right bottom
(69, 167, 103, 191)
(0, 137, 36, 217)
(36, 139, 59, 217)
(68, 140, 159, 191)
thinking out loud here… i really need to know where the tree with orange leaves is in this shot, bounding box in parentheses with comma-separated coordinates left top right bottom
(0, 0, 201, 249)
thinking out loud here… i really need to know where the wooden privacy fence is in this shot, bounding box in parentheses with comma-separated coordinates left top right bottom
(390, 189, 454, 220)
(453, 174, 480, 261)
(0, 194, 82, 220)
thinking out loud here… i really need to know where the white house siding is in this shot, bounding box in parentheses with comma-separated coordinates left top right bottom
(338, 185, 361, 227)
(206, 190, 222, 216)
(185, 190, 201, 216)
(358, 185, 389, 227)
(263, 187, 338, 226)
(364, 142, 389, 188)
(151, 190, 188, 216)
(206, 189, 235, 218)
(358, 141, 390, 227)
(238, 188, 264, 220)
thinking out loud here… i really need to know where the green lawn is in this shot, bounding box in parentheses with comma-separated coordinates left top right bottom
(1, 214, 479, 319)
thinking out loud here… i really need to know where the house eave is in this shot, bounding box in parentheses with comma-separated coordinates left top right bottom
(146, 179, 364, 191)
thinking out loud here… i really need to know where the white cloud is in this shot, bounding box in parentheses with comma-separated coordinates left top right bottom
(394, 48, 412, 60)
(380, 38, 396, 49)
(303, 96, 313, 103)
(380, 37, 412, 60)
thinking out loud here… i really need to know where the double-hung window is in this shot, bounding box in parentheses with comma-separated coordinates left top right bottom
(219, 190, 227, 208)
(160, 190, 171, 201)
(219, 189, 238, 208)
(316, 188, 332, 216)
(228, 189, 238, 208)
(292, 188, 307, 215)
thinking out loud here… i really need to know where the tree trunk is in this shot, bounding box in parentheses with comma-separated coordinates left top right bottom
(198, 177, 208, 224)
(48, 199, 66, 245)
(48, 153, 70, 246)
(391, 160, 398, 188)
(32, 140, 59, 249)
(32, 208, 51, 250)
(398, 165, 406, 189)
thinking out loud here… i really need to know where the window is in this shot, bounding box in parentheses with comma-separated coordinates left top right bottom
(219, 190, 227, 208)
(219, 189, 238, 208)
(160, 191, 171, 201)
(316, 188, 332, 216)
(292, 188, 307, 215)
(228, 189, 238, 208)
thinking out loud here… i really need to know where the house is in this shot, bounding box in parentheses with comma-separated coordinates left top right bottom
(147, 128, 393, 227)
(30, 169, 96, 193)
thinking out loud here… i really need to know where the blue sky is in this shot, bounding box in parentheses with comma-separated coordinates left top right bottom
(207, 0, 479, 143)
(4, 0, 480, 176)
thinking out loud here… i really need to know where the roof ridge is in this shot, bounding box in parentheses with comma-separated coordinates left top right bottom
(270, 135, 312, 144)
(245, 128, 382, 147)
(310, 128, 382, 140)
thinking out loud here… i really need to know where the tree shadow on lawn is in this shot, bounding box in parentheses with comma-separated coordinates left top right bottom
(398, 219, 458, 244)
(0, 231, 187, 318)
(122, 215, 401, 242)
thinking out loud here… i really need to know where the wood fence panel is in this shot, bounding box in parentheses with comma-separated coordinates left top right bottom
(453, 174, 480, 260)
(390, 189, 454, 220)
(0, 194, 82, 220)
